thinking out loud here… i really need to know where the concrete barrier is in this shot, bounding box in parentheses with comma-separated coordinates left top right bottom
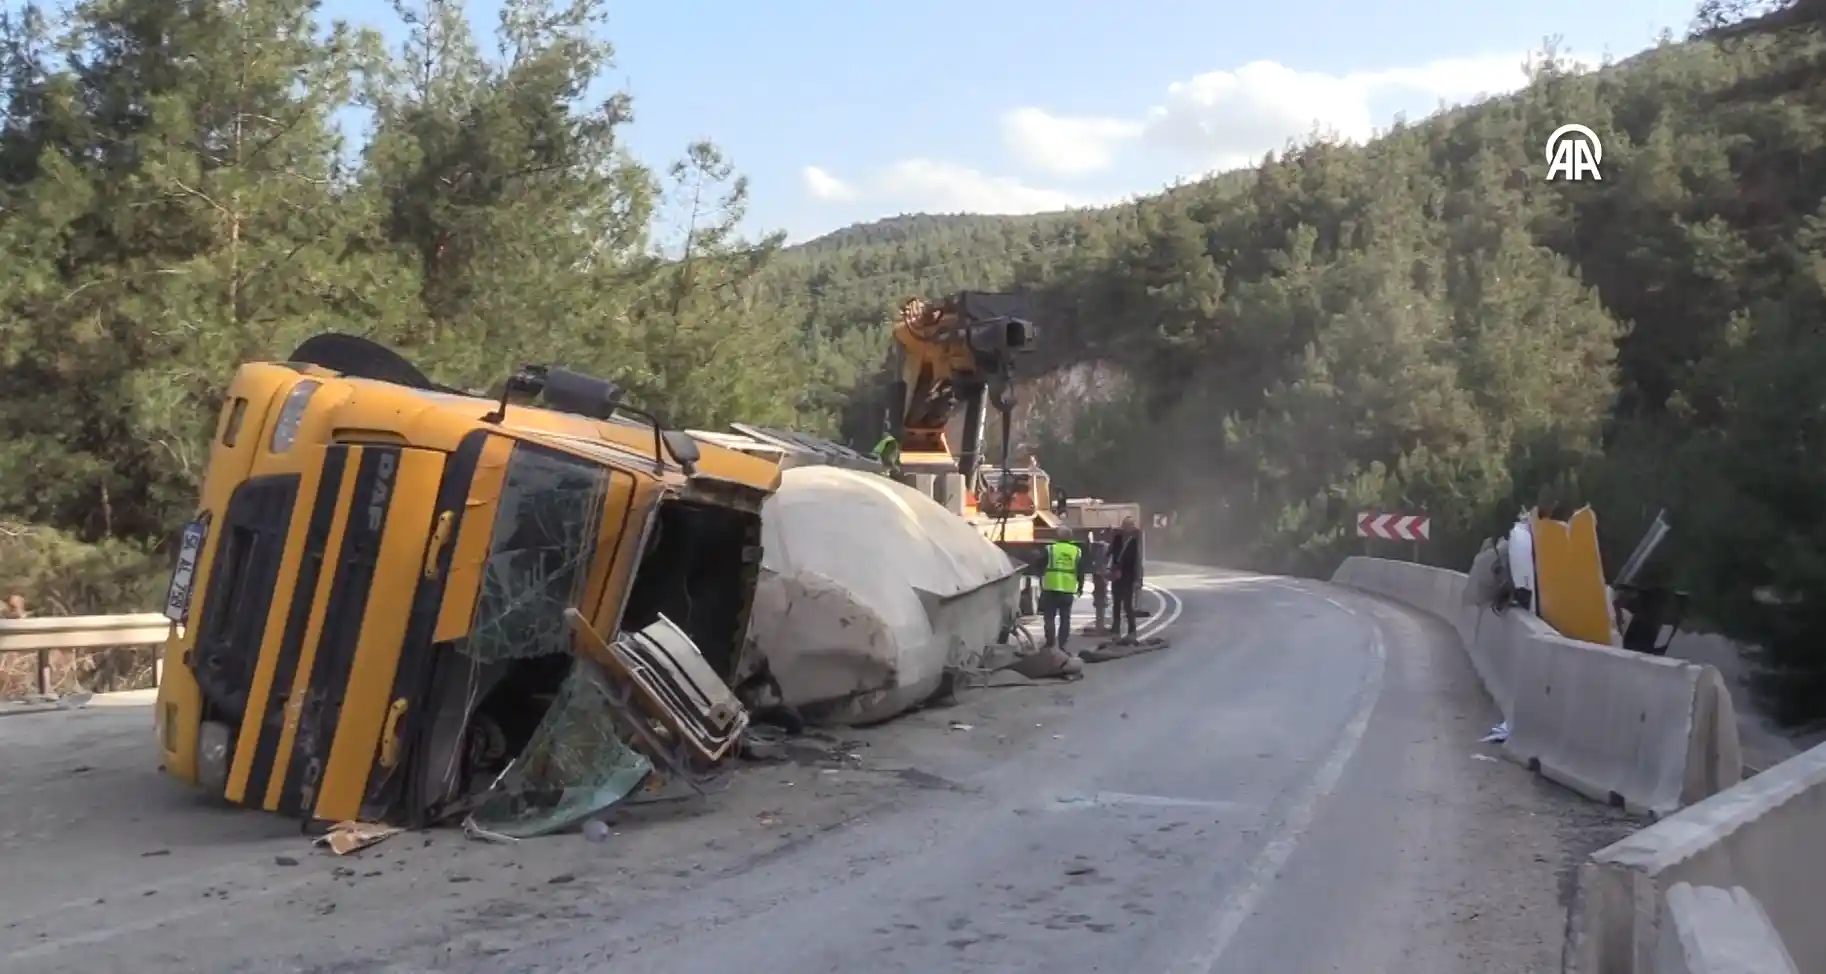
(1330, 557, 1740, 817)
(1508, 630, 1740, 817)
(1569, 741, 1826, 973)
(1654, 884, 1797, 974)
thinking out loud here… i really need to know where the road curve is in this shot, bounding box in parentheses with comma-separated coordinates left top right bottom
(452, 564, 1617, 974)
(0, 564, 1627, 973)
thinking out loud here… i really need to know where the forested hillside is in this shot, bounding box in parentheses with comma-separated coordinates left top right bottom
(4, 0, 1825, 719)
(0, 0, 824, 626)
(756, 19, 1826, 722)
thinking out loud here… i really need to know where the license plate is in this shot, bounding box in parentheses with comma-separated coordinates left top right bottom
(164, 519, 208, 623)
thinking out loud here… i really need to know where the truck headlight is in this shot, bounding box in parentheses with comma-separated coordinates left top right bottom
(269, 379, 320, 453)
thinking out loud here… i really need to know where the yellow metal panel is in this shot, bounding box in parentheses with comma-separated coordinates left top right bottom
(159, 366, 299, 784)
(225, 450, 334, 805)
(976, 515, 1034, 543)
(581, 469, 640, 623)
(312, 448, 446, 822)
(262, 448, 362, 810)
(899, 450, 957, 469)
(584, 472, 652, 635)
(433, 434, 512, 642)
(1533, 507, 1614, 645)
(154, 631, 203, 783)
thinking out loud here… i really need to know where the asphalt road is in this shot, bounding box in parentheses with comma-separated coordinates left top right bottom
(457, 565, 1633, 974)
(0, 565, 1633, 974)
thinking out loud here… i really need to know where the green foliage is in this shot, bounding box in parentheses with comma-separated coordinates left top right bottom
(754, 30, 1826, 723)
(0, 520, 165, 615)
(0, 0, 821, 634)
(6, 0, 1826, 722)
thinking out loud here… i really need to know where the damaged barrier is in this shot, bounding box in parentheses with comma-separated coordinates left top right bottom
(744, 466, 1022, 725)
(1568, 740, 1826, 973)
(1329, 557, 1740, 817)
(1654, 884, 1797, 974)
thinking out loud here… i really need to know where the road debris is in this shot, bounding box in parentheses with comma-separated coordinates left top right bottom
(314, 821, 403, 856)
(1079, 636, 1170, 663)
(1006, 644, 1085, 681)
(462, 819, 521, 845)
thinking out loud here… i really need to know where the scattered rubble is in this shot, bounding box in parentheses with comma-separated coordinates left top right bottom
(1079, 636, 1171, 664)
(314, 822, 404, 856)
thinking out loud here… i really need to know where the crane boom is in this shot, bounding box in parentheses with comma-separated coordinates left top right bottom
(884, 291, 1036, 480)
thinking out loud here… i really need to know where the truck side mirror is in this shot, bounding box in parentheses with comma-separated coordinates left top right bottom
(662, 430, 700, 475)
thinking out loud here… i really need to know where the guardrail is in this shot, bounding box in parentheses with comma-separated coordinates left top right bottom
(0, 613, 171, 695)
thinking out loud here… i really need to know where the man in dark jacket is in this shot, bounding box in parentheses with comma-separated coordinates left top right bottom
(1108, 516, 1144, 641)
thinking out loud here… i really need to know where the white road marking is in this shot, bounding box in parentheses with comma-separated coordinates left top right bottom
(1049, 583, 1182, 640)
(1171, 600, 1388, 974)
(1141, 584, 1183, 638)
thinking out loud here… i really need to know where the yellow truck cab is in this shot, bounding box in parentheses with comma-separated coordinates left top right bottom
(154, 335, 781, 829)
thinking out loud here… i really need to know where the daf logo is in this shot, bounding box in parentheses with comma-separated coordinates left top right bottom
(368, 453, 397, 531)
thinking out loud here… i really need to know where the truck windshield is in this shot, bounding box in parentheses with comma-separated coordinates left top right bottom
(461, 445, 609, 664)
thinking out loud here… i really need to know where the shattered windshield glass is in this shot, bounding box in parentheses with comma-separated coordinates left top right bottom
(466, 661, 654, 838)
(460, 446, 608, 664)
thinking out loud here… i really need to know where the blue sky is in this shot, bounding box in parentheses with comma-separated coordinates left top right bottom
(320, 0, 1699, 243)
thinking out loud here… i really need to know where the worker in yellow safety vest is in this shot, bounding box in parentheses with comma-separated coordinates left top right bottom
(871, 432, 902, 479)
(1039, 526, 1086, 652)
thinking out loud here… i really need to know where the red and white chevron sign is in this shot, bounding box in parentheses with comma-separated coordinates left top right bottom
(1357, 512, 1430, 542)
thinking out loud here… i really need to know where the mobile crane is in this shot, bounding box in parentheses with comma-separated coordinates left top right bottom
(876, 292, 1150, 627)
(881, 291, 1046, 539)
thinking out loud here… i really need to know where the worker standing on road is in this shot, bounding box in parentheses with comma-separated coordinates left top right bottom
(1040, 526, 1086, 652)
(1109, 515, 1143, 642)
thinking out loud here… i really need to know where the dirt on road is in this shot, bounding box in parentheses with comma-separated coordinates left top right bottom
(0, 657, 1094, 973)
(0, 579, 1641, 974)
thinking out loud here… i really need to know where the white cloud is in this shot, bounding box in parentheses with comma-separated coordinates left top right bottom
(1140, 54, 1531, 170)
(801, 158, 1096, 218)
(801, 165, 858, 202)
(1354, 54, 1537, 103)
(799, 52, 1534, 221)
(875, 159, 1085, 213)
(999, 107, 1143, 177)
(994, 53, 1532, 178)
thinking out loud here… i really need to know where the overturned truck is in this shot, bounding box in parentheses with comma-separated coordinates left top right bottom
(156, 335, 781, 835)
